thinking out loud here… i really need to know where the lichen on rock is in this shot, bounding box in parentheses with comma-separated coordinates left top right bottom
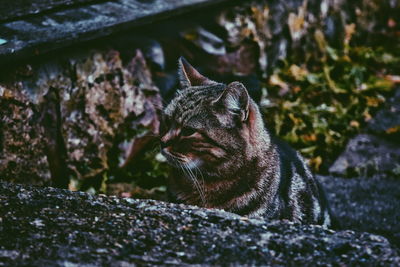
(0, 49, 162, 189)
(61, 49, 161, 182)
(0, 86, 51, 186)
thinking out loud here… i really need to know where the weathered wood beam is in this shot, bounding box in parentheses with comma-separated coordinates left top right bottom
(0, 0, 102, 22)
(0, 0, 234, 66)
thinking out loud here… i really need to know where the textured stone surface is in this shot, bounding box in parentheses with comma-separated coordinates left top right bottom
(0, 49, 162, 188)
(320, 175, 400, 247)
(0, 88, 51, 186)
(329, 134, 400, 177)
(0, 181, 399, 266)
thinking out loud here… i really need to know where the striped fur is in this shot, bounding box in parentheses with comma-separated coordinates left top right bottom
(161, 58, 332, 226)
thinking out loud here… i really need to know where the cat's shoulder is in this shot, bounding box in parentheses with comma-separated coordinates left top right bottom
(271, 136, 301, 162)
(270, 135, 312, 179)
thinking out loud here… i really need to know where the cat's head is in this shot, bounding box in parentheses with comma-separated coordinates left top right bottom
(161, 57, 266, 174)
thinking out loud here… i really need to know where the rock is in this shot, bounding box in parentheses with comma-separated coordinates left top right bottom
(63, 49, 162, 181)
(0, 49, 163, 188)
(329, 87, 400, 178)
(319, 175, 400, 247)
(367, 87, 400, 141)
(0, 87, 51, 186)
(329, 134, 400, 177)
(0, 181, 399, 266)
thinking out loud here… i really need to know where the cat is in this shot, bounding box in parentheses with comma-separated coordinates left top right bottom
(160, 57, 332, 226)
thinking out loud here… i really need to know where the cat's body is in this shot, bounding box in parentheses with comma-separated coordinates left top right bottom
(161, 58, 332, 226)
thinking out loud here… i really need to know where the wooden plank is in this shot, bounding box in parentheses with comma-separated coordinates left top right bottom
(0, 0, 233, 66)
(0, 0, 101, 22)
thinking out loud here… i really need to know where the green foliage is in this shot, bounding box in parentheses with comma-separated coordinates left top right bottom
(261, 33, 398, 171)
(130, 147, 170, 189)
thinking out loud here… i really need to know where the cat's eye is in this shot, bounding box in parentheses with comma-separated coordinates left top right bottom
(180, 127, 196, 137)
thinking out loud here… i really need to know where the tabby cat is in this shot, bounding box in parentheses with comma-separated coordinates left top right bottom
(161, 57, 332, 226)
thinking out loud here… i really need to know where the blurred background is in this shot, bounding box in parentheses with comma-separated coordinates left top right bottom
(0, 0, 399, 199)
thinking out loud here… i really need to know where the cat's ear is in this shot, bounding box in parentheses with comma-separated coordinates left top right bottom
(178, 57, 215, 88)
(213, 82, 250, 122)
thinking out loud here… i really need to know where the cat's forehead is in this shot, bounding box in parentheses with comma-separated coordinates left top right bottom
(165, 84, 224, 122)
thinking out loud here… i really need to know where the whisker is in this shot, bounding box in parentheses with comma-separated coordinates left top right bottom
(184, 162, 206, 205)
(182, 164, 201, 201)
(194, 165, 206, 204)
